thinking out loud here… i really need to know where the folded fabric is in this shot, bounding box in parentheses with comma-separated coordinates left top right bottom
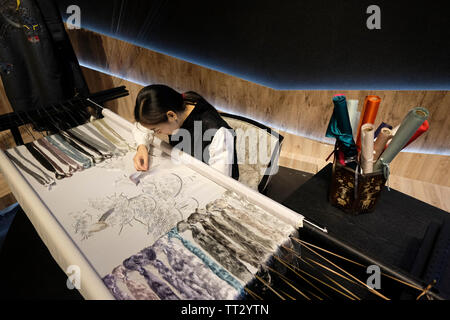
(325, 95, 357, 159)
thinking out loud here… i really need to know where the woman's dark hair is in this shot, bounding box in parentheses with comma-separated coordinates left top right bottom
(134, 84, 184, 125)
(134, 84, 212, 125)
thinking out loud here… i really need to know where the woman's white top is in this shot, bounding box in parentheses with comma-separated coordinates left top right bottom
(132, 122, 235, 177)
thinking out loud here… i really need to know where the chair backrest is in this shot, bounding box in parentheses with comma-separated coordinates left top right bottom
(220, 112, 284, 193)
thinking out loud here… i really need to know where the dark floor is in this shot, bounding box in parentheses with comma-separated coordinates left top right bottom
(0, 165, 313, 299)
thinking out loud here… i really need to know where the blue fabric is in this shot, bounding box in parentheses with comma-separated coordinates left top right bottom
(47, 135, 92, 169)
(167, 227, 244, 295)
(374, 122, 393, 139)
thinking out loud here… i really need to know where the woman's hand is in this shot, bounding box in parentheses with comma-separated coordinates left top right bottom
(133, 145, 149, 171)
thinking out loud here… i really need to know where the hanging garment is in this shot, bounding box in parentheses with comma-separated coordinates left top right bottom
(0, 0, 88, 114)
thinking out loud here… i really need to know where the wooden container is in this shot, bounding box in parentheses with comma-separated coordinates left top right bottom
(329, 158, 386, 214)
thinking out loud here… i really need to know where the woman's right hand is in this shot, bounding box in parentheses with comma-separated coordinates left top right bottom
(133, 145, 149, 171)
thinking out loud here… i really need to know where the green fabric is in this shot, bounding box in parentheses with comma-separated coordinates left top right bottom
(374, 107, 429, 172)
(326, 95, 357, 158)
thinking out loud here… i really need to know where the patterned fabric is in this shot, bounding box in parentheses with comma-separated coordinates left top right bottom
(102, 191, 295, 300)
(221, 117, 280, 191)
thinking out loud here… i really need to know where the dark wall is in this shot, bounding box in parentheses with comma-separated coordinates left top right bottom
(57, 0, 450, 90)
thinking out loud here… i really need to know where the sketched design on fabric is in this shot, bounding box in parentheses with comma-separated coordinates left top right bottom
(167, 228, 244, 294)
(122, 252, 180, 300)
(102, 186, 294, 300)
(177, 220, 253, 283)
(70, 193, 157, 240)
(152, 234, 238, 299)
(69, 169, 201, 242)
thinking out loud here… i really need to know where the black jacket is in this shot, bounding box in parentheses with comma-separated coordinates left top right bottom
(168, 92, 239, 181)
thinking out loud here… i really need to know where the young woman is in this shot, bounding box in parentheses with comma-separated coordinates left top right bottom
(132, 84, 239, 180)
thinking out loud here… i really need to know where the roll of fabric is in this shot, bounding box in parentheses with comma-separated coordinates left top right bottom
(374, 107, 429, 172)
(385, 124, 400, 147)
(404, 120, 429, 148)
(373, 128, 393, 161)
(347, 99, 359, 138)
(360, 123, 375, 174)
(325, 95, 357, 159)
(374, 122, 393, 139)
(356, 95, 381, 151)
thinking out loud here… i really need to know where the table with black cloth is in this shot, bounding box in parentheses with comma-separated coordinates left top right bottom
(281, 163, 450, 299)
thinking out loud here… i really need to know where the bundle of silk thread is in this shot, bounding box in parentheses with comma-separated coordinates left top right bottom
(5, 119, 133, 188)
(102, 191, 297, 300)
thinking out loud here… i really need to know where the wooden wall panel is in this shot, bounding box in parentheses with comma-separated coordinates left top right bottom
(81, 66, 450, 188)
(0, 28, 448, 209)
(68, 29, 450, 156)
(0, 80, 13, 115)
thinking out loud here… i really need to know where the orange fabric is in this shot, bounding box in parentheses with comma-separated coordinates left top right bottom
(356, 95, 381, 151)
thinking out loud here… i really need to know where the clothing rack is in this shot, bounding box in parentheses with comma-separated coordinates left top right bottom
(0, 86, 129, 146)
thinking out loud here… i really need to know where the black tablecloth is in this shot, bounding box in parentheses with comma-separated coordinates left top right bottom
(282, 163, 449, 273)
